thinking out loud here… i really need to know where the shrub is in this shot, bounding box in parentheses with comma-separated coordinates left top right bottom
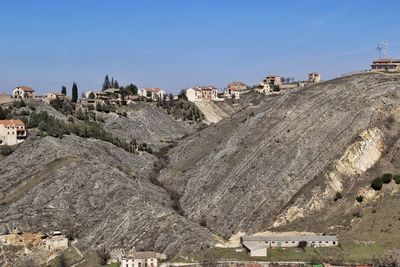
(96, 248, 110, 265)
(382, 173, 393, 183)
(298, 241, 307, 250)
(0, 145, 14, 156)
(394, 175, 400, 184)
(371, 177, 384, 191)
(356, 195, 364, 203)
(334, 192, 342, 201)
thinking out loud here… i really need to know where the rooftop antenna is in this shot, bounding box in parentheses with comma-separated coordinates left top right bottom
(376, 41, 388, 58)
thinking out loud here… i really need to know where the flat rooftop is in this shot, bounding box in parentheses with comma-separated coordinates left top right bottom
(242, 235, 337, 242)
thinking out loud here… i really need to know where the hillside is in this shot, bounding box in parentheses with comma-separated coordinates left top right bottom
(158, 73, 400, 251)
(2, 73, 400, 263)
(0, 135, 214, 258)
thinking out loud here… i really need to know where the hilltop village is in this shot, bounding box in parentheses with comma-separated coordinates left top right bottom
(1, 57, 400, 267)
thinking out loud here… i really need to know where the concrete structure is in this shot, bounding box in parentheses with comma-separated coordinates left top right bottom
(224, 82, 248, 99)
(186, 86, 218, 102)
(308, 72, 321, 83)
(242, 235, 338, 256)
(265, 75, 282, 86)
(138, 88, 166, 101)
(12, 86, 35, 99)
(45, 231, 68, 251)
(0, 120, 27, 146)
(371, 58, 400, 73)
(120, 251, 158, 267)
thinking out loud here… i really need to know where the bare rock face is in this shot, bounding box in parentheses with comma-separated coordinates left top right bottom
(0, 135, 214, 256)
(158, 73, 400, 237)
(100, 102, 195, 149)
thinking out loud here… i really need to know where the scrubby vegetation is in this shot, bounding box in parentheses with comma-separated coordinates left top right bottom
(356, 195, 364, 203)
(394, 175, 400, 184)
(25, 110, 152, 154)
(382, 173, 393, 183)
(334, 191, 342, 201)
(371, 177, 384, 191)
(157, 96, 204, 122)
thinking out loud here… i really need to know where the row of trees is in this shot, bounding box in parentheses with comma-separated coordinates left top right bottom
(59, 83, 78, 103)
(102, 74, 138, 95)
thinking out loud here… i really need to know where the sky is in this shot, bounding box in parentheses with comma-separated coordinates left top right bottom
(0, 0, 400, 95)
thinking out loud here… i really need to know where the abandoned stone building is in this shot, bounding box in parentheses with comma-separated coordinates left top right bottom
(241, 235, 338, 257)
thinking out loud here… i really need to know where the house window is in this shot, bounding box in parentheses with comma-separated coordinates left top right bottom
(139, 262, 141, 267)
(333, 241, 336, 245)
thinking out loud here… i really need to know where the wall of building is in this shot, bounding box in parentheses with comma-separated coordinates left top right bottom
(121, 258, 158, 267)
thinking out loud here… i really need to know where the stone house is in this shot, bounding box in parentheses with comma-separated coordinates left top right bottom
(186, 86, 218, 102)
(242, 235, 338, 257)
(12, 86, 35, 99)
(308, 72, 321, 83)
(224, 82, 248, 99)
(120, 251, 158, 267)
(45, 231, 68, 251)
(45, 92, 69, 104)
(371, 58, 400, 73)
(0, 119, 27, 146)
(138, 88, 166, 101)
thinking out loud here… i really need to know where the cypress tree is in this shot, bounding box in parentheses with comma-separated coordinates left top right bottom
(102, 75, 110, 91)
(114, 80, 119, 89)
(71, 82, 78, 103)
(110, 77, 114, 89)
(61, 85, 67, 95)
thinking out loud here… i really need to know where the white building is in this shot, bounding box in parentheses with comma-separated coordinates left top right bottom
(0, 120, 27, 146)
(12, 86, 35, 99)
(255, 82, 272, 95)
(224, 82, 248, 99)
(308, 72, 321, 83)
(186, 86, 218, 102)
(138, 88, 166, 101)
(120, 252, 158, 267)
(242, 235, 338, 257)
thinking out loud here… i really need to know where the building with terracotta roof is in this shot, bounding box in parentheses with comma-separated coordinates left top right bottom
(138, 88, 166, 101)
(186, 86, 218, 102)
(12, 86, 35, 99)
(371, 58, 400, 73)
(45, 92, 69, 104)
(0, 119, 27, 146)
(120, 251, 158, 267)
(224, 82, 248, 99)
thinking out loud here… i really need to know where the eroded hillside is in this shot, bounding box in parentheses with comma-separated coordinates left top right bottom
(158, 73, 400, 241)
(0, 135, 214, 257)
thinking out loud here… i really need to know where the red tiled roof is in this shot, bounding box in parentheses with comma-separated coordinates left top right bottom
(143, 88, 162, 93)
(16, 86, 34, 92)
(0, 119, 25, 127)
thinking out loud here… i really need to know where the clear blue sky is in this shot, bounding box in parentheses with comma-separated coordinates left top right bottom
(1, 0, 399, 95)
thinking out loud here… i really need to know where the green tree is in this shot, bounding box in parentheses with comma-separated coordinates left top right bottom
(0, 106, 5, 119)
(61, 85, 67, 95)
(125, 83, 138, 95)
(102, 74, 110, 91)
(356, 195, 364, 203)
(110, 77, 114, 88)
(371, 177, 384, 191)
(71, 82, 78, 103)
(114, 80, 119, 88)
(394, 175, 400, 184)
(382, 173, 393, 183)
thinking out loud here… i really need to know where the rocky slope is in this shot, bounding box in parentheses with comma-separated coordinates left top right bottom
(100, 102, 195, 149)
(0, 135, 214, 256)
(158, 73, 400, 239)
